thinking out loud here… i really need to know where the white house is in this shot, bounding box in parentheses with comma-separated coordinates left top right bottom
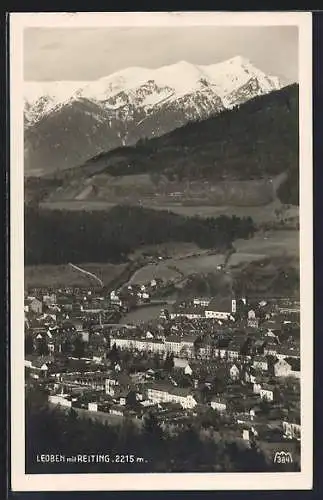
(48, 394, 72, 408)
(110, 290, 122, 306)
(109, 406, 125, 417)
(247, 309, 259, 328)
(264, 342, 278, 356)
(205, 296, 235, 320)
(253, 382, 262, 395)
(242, 426, 258, 441)
(25, 357, 50, 373)
(173, 358, 193, 376)
(165, 336, 182, 355)
(252, 355, 269, 372)
(260, 384, 275, 402)
(193, 297, 211, 307)
(184, 364, 193, 376)
(48, 343, 55, 354)
(88, 402, 98, 412)
(170, 308, 205, 320)
(230, 364, 240, 381)
(274, 358, 300, 379)
(283, 420, 301, 440)
(105, 377, 118, 396)
(110, 336, 166, 355)
(25, 297, 43, 314)
(147, 383, 197, 409)
(210, 397, 227, 413)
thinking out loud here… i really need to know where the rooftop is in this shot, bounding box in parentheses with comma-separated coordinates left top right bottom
(207, 297, 233, 312)
(148, 382, 193, 398)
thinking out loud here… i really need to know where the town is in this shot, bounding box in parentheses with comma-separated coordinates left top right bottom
(25, 275, 301, 464)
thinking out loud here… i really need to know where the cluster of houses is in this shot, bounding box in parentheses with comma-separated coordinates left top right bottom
(167, 296, 238, 321)
(26, 349, 301, 442)
(110, 279, 164, 307)
(24, 286, 301, 444)
(25, 278, 168, 321)
(109, 329, 300, 373)
(165, 296, 299, 324)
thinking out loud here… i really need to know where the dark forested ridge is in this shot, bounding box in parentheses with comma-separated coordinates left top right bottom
(25, 205, 255, 266)
(63, 85, 298, 184)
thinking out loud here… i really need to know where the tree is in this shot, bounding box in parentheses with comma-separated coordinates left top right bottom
(73, 336, 85, 358)
(164, 353, 174, 372)
(199, 384, 211, 404)
(142, 411, 163, 439)
(199, 408, 222, 430)
(153, 353, 162, 370)
(193, 337, 203, 359)
(68, 408, 78, 422)
(259, 399, 270, 415)
(126, 391, 139, 410)
(212, 376, 226, 394)
(108, 343, 120, 364)
(36, 338, 49, 356)
(25, 334, 34, 355)
(61, 339, 73, 355)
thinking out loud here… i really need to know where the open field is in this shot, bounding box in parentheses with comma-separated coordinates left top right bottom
(39, 200, 117, 211)
(128, 254, 226, 285)
(25, 262, 127, 288)
(129, 230, 299, 285)
(130, 242, 201, 259)
(39, 199, 298, 226)
(233, 230, 299, 258)
(25, 229, 299, 288)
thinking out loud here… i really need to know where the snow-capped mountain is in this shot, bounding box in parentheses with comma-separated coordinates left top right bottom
(24, 56, 283, 174)
(24, 81, 84, 126)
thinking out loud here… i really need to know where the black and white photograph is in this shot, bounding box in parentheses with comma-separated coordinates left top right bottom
(10, 11, 313, 491)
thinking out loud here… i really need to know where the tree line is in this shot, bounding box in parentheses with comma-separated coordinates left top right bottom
(25, 205, 255, 265)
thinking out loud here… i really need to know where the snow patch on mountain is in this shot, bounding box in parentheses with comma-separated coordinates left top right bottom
(24, 81, 88, 124)
(201, 56, 280, 101)
(24, 56, 283, 126)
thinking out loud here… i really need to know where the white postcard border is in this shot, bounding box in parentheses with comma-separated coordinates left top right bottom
(10, 11, 313, 492)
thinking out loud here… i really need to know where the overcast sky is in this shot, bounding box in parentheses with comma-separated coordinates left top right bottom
(24, 26, 298, 84)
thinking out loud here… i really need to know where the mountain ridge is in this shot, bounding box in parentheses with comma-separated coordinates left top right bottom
(27, 84, 299, 208)
(24, 57, 283, 175)
(24, 56, 282, 121)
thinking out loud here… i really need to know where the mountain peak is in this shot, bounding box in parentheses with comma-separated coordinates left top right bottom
(24, 55, 283, 137)
(227, 55, 252, 66)
(173, 60, 196, 68)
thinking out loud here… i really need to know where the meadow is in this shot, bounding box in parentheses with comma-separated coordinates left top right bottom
(24, 262, 127, 288)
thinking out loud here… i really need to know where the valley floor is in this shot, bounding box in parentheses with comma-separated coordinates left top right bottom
(25, 229, 299, 290)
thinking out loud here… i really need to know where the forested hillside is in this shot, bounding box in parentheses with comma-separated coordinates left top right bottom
(78, 86, 297, 179)
(25, 205, 255, 265)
